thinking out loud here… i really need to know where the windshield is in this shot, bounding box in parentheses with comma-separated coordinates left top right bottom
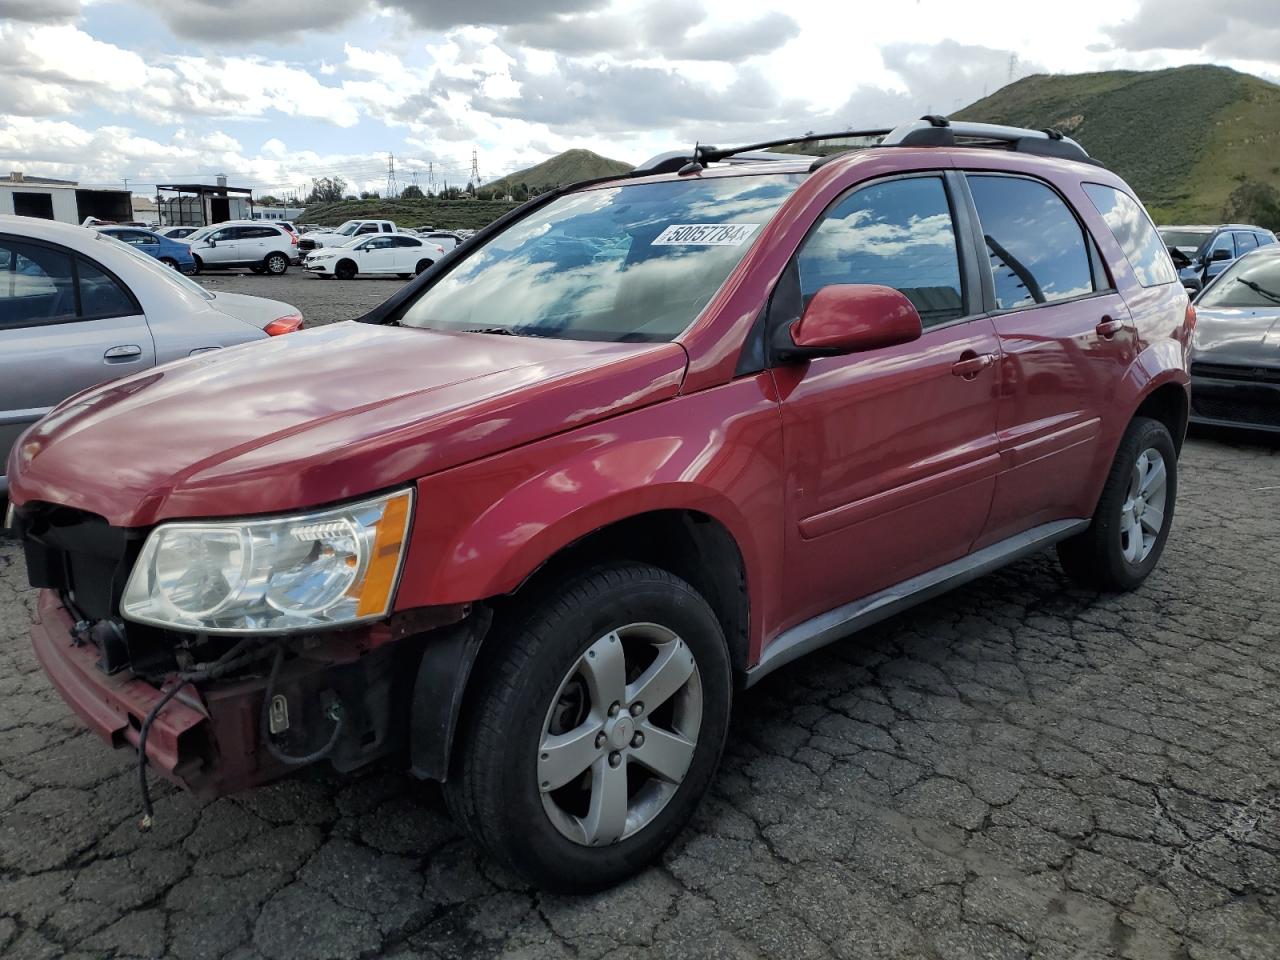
(335, 221, 362, 236)
(1159, 229, 1211, 253)
(398, 174, 802, 342)
(94, 233, 215, 301)
(186, 226, 215, 242)
(1197, 254, 1280, 308)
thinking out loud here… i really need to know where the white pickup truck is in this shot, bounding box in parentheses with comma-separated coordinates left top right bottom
(298, 219, 399, 252)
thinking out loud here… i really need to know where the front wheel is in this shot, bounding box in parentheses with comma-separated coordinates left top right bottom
(334, 260, 357, 280)
(191, 255, 203, 275)
(444, 564, 732, 892)
(264, 252, 289, 275)
(1058, 416, 1177, 591)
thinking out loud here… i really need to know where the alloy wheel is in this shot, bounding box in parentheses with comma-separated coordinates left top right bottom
(1120, 446, 1167, 564)
(538, 623, 702, 847)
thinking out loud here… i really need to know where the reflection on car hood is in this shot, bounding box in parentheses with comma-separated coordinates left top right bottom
(1191, 306, 1280, 367)
(9, 321, 687, 526)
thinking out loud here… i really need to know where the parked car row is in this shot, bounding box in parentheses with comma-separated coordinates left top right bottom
(1159, 222, 1277, 293)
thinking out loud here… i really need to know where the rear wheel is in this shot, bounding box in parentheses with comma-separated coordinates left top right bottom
(444, 564, 732, 893)
(334, 259, 357, 280)
(264, 252, 289, 275)
(1058, 416, 1177, 591)
(415, 259, 433, 276)
(158, 256, 179, 270)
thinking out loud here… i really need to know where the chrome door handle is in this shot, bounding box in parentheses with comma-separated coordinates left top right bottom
(104, 344, 143, 363)
(1096, 317, 1124, 339)
(951, 352, 998, 379)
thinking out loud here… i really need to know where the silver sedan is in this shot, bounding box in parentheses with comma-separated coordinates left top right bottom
(1, 215, 304, 496)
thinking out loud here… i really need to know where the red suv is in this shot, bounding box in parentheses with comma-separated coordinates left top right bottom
(5, 118, 1193, 892)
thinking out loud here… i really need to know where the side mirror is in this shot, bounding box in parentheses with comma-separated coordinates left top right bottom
(207, 239, 217, 247)
(774, 284, 923, 362)
(1210, 248, 1232, 262)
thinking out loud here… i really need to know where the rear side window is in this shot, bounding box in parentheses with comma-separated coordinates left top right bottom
(796, 176, 965, 327)
(1083, 183, 1178, 288)
(1235, 232, 1259, 254)
(968, 175, 1096, 309)
(78, 259, 135, 318)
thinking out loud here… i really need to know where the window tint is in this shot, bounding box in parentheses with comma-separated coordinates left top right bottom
(796, 176, 964, 327)
(1235, 232, 1259, 254)
(968, 175, 1095, 309)
(393, 236, 421, 247)
(1208, 232, 1233, 258)
(209, 227, 237, 242)
(78, 259, 135, 317)
(364, 237, 393, 250)
(248, 227, 280, 239)
(0, 239, 76, 327)
(1080, 180, 1177, 285)
(357, 224, 379, 235)
(1258, 233, 1276, 247)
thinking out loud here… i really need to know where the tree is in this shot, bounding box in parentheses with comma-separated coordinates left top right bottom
(306, 176, 347, 204)
(400, 184, 424, 199)
(1222, 180, 1280, 232)
(360, 190, 381, 200)
(257, 194, 281, 206)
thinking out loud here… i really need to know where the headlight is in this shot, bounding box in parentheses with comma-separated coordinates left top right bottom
(121, 489, 413, 634)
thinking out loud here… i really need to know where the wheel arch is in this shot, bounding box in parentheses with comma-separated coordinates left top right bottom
(1132, 380, 1190, 453)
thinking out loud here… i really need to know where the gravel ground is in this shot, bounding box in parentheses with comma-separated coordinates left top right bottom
(2, 411, 1280, 956)
(195, 269, 407, 327)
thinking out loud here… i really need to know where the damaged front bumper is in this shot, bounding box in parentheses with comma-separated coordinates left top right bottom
(30, 589, 428, 797)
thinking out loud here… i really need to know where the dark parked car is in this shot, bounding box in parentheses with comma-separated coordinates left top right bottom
(1189, 244, 1280, 432)
(1159, 223, 1277, 293)
(7, 118, 1193, 893)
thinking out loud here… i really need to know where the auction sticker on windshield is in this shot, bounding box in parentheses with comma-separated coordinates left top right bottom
(652, 223, 760, 246)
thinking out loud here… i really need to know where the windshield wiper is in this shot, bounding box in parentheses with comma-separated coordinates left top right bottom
(463, 327, 517, 336)
(1237, 278, 1280, 305)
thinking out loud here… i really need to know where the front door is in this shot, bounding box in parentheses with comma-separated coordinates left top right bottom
(360, 236, 398, 273)
(774, 173, 1001, 631)
(961, 173, 1135, 545)
(0, 235, 155, 482)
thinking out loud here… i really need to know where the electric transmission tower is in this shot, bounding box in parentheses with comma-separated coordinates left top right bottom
(427, 162, 436, 195)
(385, 153, 399, 199)
(470, 148, 480, 190)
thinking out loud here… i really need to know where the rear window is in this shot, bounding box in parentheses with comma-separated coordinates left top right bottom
(1084, 184, 1178, 287)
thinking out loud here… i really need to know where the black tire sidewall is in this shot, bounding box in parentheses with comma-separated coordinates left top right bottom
(1092, 418, 1178, 589)
(336, 260, 356, 280)
(468, 569, 731, 892)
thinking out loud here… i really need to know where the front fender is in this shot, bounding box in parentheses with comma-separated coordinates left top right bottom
(394, 377, 787, 658)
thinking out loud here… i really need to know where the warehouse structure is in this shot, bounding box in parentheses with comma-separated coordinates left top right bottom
(157, 175, 255, 226)
(0, 171, 132, 224)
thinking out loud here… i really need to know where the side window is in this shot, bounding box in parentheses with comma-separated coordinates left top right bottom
(1235, 232, 1259, 255)
(968, 175, 1095, 309)
(78, 259, 136, 318)
(395, 236, 421, 247)
(1080, 183, 1177, 287)
(796, 176, 965, 327)
(256, 227, 282, 239)
(1207, 232, 1233, 260)
(357, 224, 379, 235)
(365, 237, 391, 250)
(381, 223, 393, 233)
(0, 239, 76, 327)
(210, 228, 235, 242)
(1258, 233, 1277, 248)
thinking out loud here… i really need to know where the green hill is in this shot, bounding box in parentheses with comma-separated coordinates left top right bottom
(955, 65, 1280, 224)
(485, 148, 632, 195)
(300, 197, 521, 230)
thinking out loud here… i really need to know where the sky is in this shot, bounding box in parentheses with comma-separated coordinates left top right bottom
(1, 0, 1278, 199)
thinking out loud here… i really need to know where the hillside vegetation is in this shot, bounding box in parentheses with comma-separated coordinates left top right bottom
(300, 198, 521, 230)
(485, 148, 632, 194)
(955, 65, 1280, 223)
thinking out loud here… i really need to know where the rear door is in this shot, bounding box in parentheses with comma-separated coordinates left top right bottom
(775, 172, 1002, 628)
(0, 235, 155, 481)
(960, 173, 1134, 546)
(393, 235, 424, 270)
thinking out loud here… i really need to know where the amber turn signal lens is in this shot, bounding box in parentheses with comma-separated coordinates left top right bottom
(264, 314, 304, 336)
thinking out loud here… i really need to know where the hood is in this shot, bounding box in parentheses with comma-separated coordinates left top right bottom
(1190, 306, 1280, 367)
(209, 291, 301, 331)
(9, 322, 687, 527)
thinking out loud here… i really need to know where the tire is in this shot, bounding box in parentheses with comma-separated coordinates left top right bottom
(159, 257, 179, 270)
(191, 255, 203, 275)
(444, 563, 732, 893)
(415, 259, 433, 276)
(1058, 416, 1177, 591)
(264, 252, 289, 275)
(334, 260, 357, 281)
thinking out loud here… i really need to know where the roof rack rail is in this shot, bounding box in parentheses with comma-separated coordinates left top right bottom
(632, 128, 891, 176)
(882, 116, 1096, 164)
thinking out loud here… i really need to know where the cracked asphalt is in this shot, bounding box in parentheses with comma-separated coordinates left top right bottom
(2, 428, 1279, 960)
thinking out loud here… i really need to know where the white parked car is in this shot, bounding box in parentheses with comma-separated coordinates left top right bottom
(157, 226, 198, 240)
(303, 234, 446, 280)
(179, 221, 299, 275)
(0, 216, 304, 496)
(298, 219, 398, 252)
(418, 230, 462, 252)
